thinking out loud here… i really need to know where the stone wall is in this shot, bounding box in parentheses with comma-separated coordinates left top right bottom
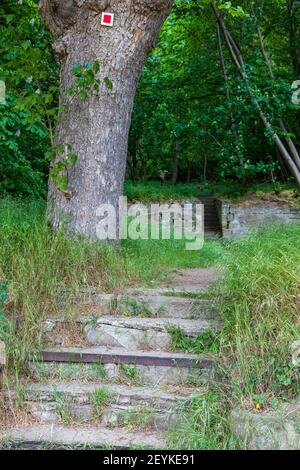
(217, 199, 300, 239)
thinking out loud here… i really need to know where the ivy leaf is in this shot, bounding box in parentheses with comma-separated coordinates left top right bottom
(103, 77, 113, 90)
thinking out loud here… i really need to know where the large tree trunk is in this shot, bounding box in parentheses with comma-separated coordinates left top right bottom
(40, 0, 172, 240)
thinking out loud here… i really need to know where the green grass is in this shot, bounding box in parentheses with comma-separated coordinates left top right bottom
(123, 179, 276, 202)
(119, 364, 141, 384)
(53, 391, 74, 425)
(218, 225, 300, 408)
(124, 179, 298, 201)
(167, 224, 300, 409)
(124, 181, 200, 202)
(168, 326, 219, 354)
(199, 181, 298, 199)
(91, 386, 111, 418)
(168, 391, 239, 450)
(120, 406, 156, 431)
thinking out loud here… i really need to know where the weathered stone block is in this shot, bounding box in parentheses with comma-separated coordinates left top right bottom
(232, 401, 300, 450)
(0, 341, 6, 366)
(218, 199, 300, 239)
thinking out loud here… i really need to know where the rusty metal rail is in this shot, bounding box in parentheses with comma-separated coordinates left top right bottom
(38, 350, 213, 369)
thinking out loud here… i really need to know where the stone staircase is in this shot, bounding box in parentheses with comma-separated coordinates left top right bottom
(2, 270, 222, 450)
(199, 196, 222, 239)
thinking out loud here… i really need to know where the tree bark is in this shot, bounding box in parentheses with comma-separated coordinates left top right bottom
(40, 0, 173, 240)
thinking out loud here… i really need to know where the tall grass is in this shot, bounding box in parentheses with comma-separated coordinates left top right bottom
(168, 391, 239, 450)
(219, 225, 300, 408)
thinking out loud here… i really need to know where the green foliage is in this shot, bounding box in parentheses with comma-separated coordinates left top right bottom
(0, 0, 59, 197)
(125, 180, 199, 202)
(48, 144, 78, 194)
(168, 325, 219, 354)
(120, 364, 140, 382)
(125, 180, 298, 201)
(1, 0, 300, 195)
(91, 387, 111, 418)
(66, 61, 113, 101)
(129, 0, 300, 185)
(0, 281, 10, 342)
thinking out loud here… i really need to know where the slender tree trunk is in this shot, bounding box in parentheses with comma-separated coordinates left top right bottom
(288, 0, 300, 76)
(186, 160, 191, 183)
(216, 20, 244, 172)
(127, 151, 136, 182)
(203, 154, 207, 184)
(141, 158, 147, 182)
(40, 0, 172, 240)
(172, 142, 180, 185)
(251, 4, 300, 170)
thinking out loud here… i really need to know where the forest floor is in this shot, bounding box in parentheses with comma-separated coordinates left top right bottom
(0, 197, 299, 449)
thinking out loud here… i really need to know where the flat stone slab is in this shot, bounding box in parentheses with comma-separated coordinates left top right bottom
(42, 316, 222, 351)
(162, 268, 218, 292)
(2, 424, 166, 449)
(0, 341, 6, 366)
(30, 358, 207, 387)
(87, 316, 222, 335)
(6, 381, 189, 429)
(232, 401, 300, 450)
(84, 317, 222, 351)
(87, 294, 218, 320)
(13, 381, 189, 404)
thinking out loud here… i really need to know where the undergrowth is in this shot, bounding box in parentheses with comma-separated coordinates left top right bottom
(170, 224, 300, 449)
(219, 225, 300, 409)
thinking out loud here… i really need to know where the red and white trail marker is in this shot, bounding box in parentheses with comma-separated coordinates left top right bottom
(101, 12, 114, 27)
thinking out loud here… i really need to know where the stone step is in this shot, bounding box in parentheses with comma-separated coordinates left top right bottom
(30, 347, 216, 387)
(6, 382, 192, 430)
(205, 231, 222, 240)
(73, 293, 218, 320)
(83, 317, 222, 351)
(42, 316, 223, 351)
(2, 424, 165, 450)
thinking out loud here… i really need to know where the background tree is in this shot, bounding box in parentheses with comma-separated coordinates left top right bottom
(129, 0, 300, 186)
